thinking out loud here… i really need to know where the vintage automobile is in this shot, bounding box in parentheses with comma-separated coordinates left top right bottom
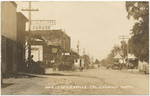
(142, 63, 149, 74)
(112, 60, 122, 70)
(106, 64, 111, 69)
(28, 61, 46, 74)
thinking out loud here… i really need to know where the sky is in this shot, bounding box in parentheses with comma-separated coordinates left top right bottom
(16, 1, 135, 61)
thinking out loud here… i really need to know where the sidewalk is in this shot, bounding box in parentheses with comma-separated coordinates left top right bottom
(100, 66, 147, 75)
(120, 68, 148, 75)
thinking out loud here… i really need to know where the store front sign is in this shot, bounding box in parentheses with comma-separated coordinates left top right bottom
(31, 20, 56, 31)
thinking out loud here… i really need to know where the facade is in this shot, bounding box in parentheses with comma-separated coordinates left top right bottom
(30, 40, 45, 62)
(1, 1, 17, 74)
(1, 2, 28, 74)
(1, 1, 17, 40)
(114, 53, 124, 64)
(16, 12, 28, 72)
(31, 45, 43, 62)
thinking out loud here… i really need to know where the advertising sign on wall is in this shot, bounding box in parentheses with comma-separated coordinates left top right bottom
(31, 20, 56, 31)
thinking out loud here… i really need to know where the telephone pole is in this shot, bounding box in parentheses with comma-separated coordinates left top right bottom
(22, 1, 39, 66)
(118, 35, 129, 67)
(77, 40, 80, 55)
(83, 48, 85, 55)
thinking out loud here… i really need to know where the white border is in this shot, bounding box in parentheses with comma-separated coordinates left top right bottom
(0, 0, 150, 1)
(0, 0, 149, 96)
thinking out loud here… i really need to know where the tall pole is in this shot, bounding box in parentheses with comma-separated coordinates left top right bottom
(127, 43, 129, 67)
(28, 1, 31, 66)
(22, 1, 38, 66)
(118, 35, 129, 67)
(83, 48, 85, 55)
(77, 40, 80, 55)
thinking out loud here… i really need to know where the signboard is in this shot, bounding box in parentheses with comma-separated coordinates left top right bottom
(31, 20, 56, 31)
(62, 53, 70, 55)
(46, 39, 61, 46)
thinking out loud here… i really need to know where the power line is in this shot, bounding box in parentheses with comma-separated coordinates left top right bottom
(118, 35, 130, 67)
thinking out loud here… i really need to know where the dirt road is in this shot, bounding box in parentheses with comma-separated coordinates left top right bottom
(1, 67, 149, 95)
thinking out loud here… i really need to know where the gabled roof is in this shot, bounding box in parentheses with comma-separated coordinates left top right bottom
(127, 54, 136, 59)
(114, 53, 122, 59)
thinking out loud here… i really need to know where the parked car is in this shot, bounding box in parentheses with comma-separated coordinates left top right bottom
(138, 61, 149, 74)
(143, 64, 149, 74)
(29, 61, 46, 74)
(106, 64, 111, 69)
(112, 61, 122, 70)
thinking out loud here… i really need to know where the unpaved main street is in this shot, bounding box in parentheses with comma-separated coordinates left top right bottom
(1, 67, 149, 95)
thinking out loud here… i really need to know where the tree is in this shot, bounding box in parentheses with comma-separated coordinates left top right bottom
(112, 45, 121, 55)
(126, 1, 149, 62)
(106, 45, 121, 65)
(82, 54, 90, 68)
(120, 41, 127, 58)
(94, 59, 100, 64)
(99, 59, 106, 66)
(99, 45, 121, 66)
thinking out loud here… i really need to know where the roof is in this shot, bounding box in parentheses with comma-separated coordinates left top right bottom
(127, 54, 136, 59)
(31, 29, 70, 42)
(114, 53, 122, 59)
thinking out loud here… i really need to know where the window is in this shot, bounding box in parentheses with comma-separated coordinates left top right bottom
(75, 59, 78, 62)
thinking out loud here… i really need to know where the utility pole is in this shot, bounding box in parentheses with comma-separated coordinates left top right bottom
(77, 40, 80, 55)
(91, 56, 94, 64)
(83, 48, 85, 55)
(118, 35, 129, 67)
(88, 52, 91, 63)
(22, 1, 39, 66)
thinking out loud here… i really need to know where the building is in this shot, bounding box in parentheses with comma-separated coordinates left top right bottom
(30, 29, 71, 67)
(1, 2, 28, 74)
(126, 54, 138, 69)
(1, 1, 17, 74)
(35, 30, 71, 51)
(17, 12, 28, 72)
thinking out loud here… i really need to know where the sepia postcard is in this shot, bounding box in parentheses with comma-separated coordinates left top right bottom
(1, 0, 149, 95)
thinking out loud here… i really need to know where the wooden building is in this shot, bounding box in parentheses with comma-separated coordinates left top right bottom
(1, 2, 28, 74)
(1, 1, 18, 74)
(30, 29, 71, 67)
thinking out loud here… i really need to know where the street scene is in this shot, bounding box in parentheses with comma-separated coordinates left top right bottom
(1, 1, 149, 95)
